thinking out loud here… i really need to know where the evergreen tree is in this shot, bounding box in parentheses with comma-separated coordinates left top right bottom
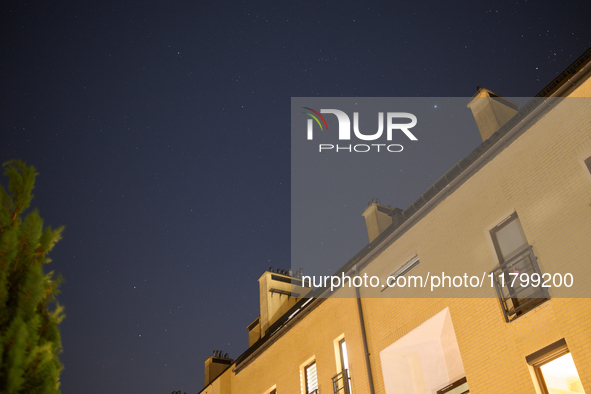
(0, 160, 65, 393)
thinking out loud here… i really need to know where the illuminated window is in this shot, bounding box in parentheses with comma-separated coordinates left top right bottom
(305, 361, 319, 394)
(332, 338, 351, 394)
(526, 339, 584, 394)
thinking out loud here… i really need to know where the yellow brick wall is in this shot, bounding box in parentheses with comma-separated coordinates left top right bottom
(356, 78, 591, 393)
(233, 297, 369, 394)
(570, 74, 591, 97)
(202, 74, 591, 394)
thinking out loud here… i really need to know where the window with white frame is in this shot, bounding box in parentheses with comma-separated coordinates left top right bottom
(332, 338, 351, 394)
(338, 339, 349, 375)
(305, 361, 319, 394)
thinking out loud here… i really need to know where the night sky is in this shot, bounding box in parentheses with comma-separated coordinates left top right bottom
(1, 1, 590, 393)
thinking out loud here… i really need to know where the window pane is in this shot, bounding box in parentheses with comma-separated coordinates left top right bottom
(494, 217, 528, 261)
(305, 362, 318, 393)
(540, 353, 584, 393)
(340, 340, 349, 371)
(437, 377, 469, 394)
(339, 339, 352, 394)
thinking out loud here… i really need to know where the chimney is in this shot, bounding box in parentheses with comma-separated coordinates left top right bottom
(247, 317, 261, 347)
(467, 88, 519, 141)
(204, 351, 232, 386)
(362, 199, 402, 243)
(256, 268, 310, 338)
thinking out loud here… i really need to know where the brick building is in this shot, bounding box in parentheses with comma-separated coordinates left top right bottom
(199, 48, 591, 394)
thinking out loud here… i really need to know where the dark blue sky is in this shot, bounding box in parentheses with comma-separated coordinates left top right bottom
(1, 1, 590, 393)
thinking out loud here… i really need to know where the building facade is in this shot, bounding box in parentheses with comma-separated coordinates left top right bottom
(199, 49, 591, 394)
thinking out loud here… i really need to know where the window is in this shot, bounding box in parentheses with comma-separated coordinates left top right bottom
(389, 255, 420, 280)
(338, 339, 349, 375)
(305, 361, 319, 394)
(491, 213, 528, 262)
(489, 213, 549, 322)
(382, 255, 420, 293)
(379, 308, 468, 394)
(332, 339, 351, 394)
(526, 339, 584, 394)
(437, 377, 469, 394)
